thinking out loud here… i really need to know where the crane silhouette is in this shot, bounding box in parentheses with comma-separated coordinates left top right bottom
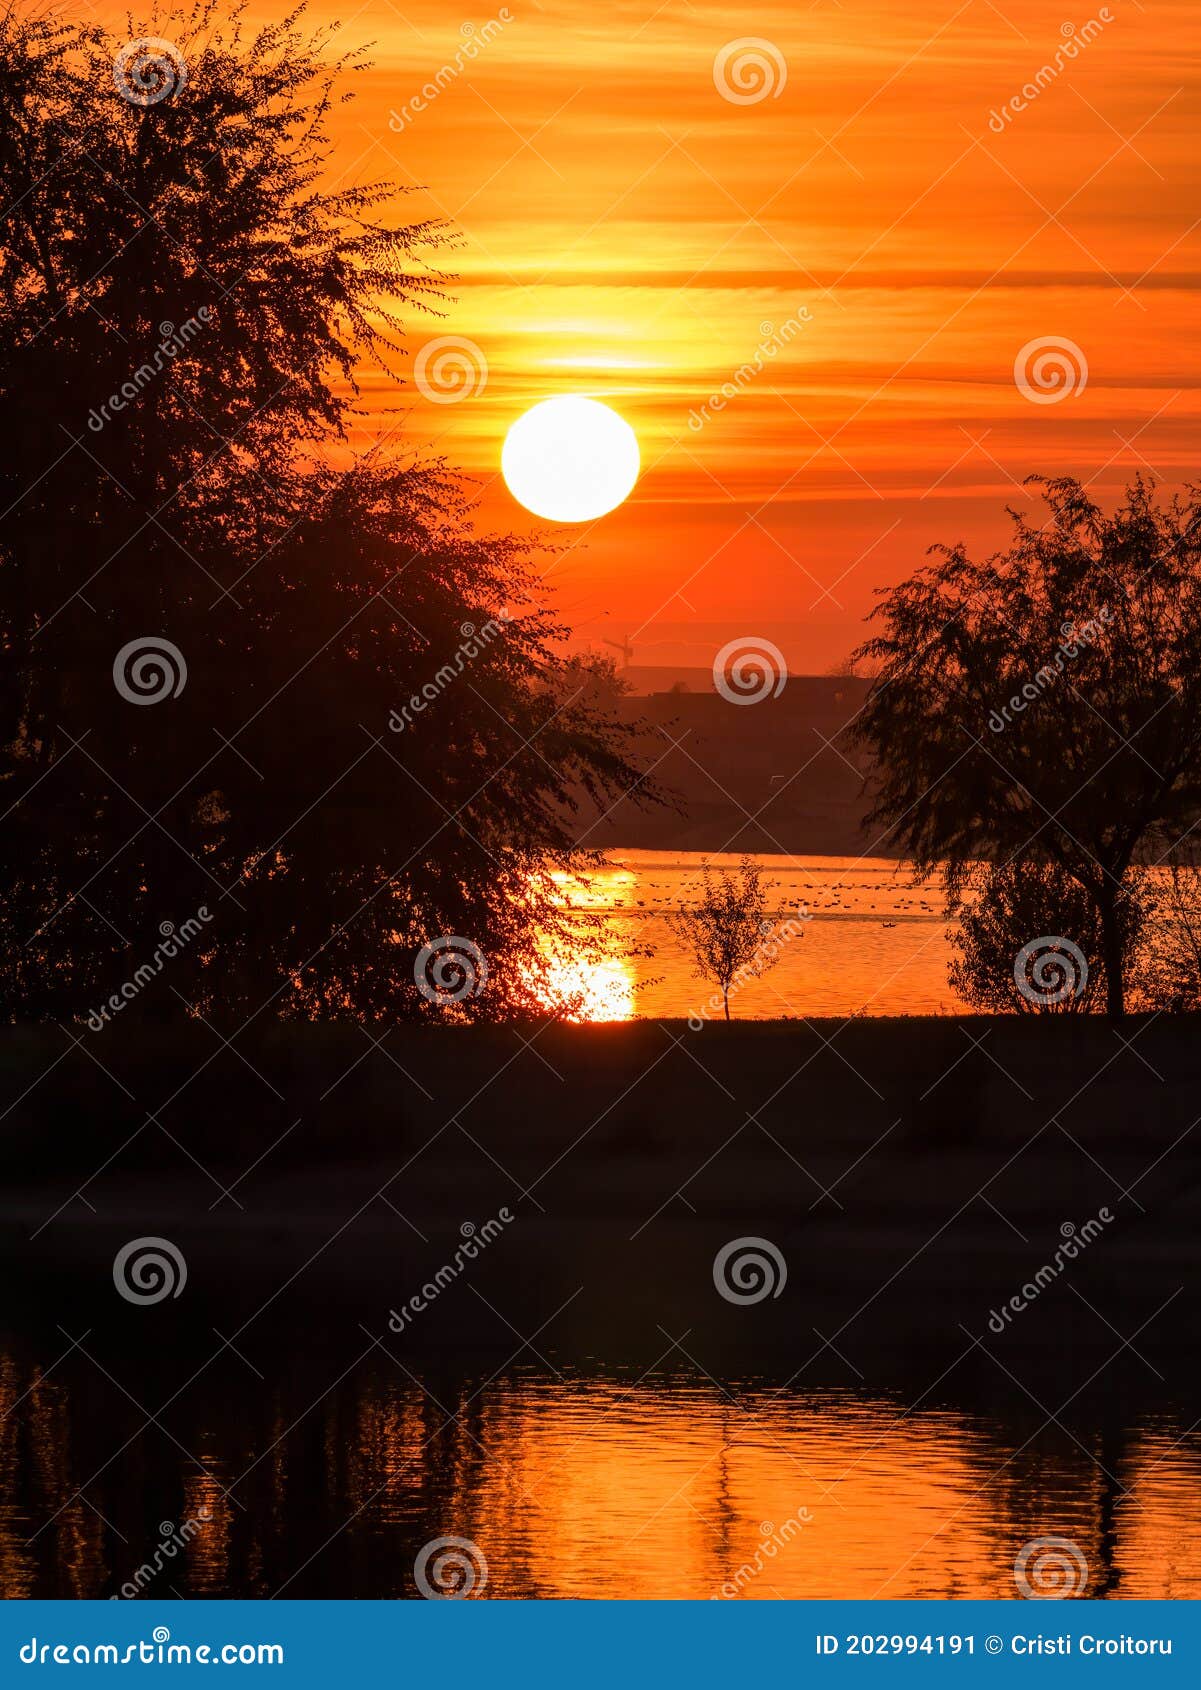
(601, 632, 634, 668)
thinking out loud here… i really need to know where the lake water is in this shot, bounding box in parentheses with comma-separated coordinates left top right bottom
(550, 851, 959, 1021)
(4, 855, 1195, 1601)
(1, 1338, 1197, 1599)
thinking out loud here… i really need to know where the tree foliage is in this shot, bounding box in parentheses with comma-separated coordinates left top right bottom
(1135, 847, 1201, 1012)
(853, 477, 1201, 1014)
(949, 860, 1145, 1014)
(668, 857, 783, 1021)
(0, 3, 656, 1024)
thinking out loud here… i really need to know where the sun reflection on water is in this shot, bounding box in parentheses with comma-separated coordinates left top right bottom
(538, 850, 968, 1020)
(539, 948, 635, 1021)
(539, 865, 637, 1021)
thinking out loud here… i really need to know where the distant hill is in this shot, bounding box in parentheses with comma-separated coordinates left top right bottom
(572, 674, 894, 857)
(620, 665, 866, 699)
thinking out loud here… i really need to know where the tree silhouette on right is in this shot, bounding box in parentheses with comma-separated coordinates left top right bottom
(853, 476, 1201, 1017)
(949, 860, 1147, 1014)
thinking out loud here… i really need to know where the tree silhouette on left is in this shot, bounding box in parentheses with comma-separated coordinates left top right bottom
(0, 4, 655, 1023)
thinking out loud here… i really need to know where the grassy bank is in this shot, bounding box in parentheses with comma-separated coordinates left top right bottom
(2, 1017, 1199, 1367)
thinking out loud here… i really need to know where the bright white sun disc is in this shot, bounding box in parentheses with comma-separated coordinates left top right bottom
(502, 396, 639, 522)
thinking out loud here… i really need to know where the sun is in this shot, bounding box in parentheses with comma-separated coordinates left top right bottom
(502, 396, 639, 522)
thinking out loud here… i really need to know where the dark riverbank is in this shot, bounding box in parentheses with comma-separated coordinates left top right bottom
(3, 1018, 1199, 1598)
(3, 1017, 1199, 1367)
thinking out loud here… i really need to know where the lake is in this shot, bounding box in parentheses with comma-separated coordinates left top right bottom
(1, 1336, 1197, 1599)
(548, 851, 958, 1021)
(3, 867, 1197, 1602)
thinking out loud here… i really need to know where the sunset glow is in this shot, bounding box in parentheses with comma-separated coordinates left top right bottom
(80, 0, 1198, 670)
(314, 0, 1198, 670)
(4, 0, 1199, 1629)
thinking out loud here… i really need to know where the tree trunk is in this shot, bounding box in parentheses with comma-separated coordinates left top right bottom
(1098, 890, 1126, 1018)
(722, 988, 730, 1021)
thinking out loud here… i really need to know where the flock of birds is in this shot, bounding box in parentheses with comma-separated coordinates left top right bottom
(608, 878, 939, 925)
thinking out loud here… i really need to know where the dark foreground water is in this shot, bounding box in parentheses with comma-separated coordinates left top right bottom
(4, 1017, 1200, 1600)
(2, 1329, 1198, 1600)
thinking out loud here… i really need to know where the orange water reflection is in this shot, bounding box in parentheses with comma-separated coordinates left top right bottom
(450, 1385, 1201, 1599)
(540, 867, 637, 1021)
(3, 1345, 1198, 1598)
(542, 851, 961, 1021)
(545, 852, 1198, 1021)
(537, 946, 636, 1022)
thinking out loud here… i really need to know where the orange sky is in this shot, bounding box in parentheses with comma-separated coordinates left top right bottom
(125, 1, 1201, 668)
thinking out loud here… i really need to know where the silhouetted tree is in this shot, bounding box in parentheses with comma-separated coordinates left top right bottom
(1136, 845, 1201, 1011)
(669, 858, 783, 1020)
(1, 2, 445, 727)
(949, 861, 1145, 1014)
(853, 477, 1201, 1016)
(553, 652, 630, 717)
(0, 5, 656, 1023)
